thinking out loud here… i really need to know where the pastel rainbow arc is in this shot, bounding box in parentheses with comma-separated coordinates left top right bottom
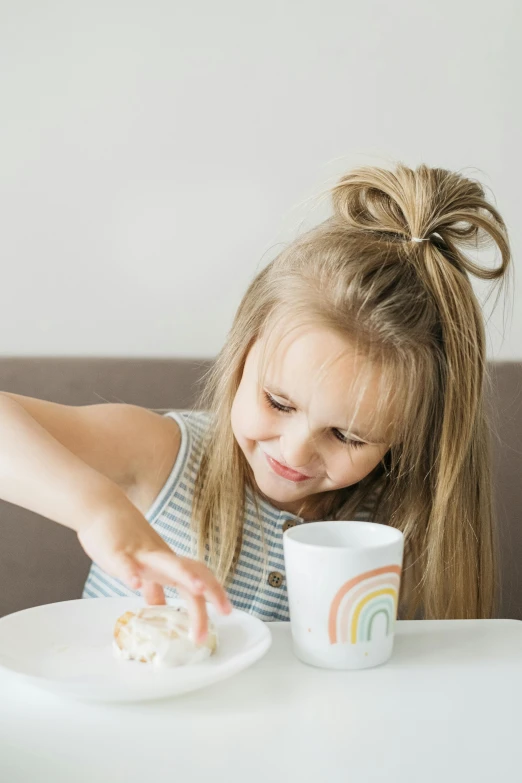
(340, 575, 401, 643)
(328, 565, 401, 645)
(350, 588, 397, 644)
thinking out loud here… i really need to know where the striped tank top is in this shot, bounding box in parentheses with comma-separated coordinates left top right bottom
(82, 410, 305, 621)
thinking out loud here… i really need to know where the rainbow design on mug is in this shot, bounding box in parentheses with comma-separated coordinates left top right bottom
(328, 565, 401, 645)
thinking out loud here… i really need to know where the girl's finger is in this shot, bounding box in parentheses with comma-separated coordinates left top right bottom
(186, 561, 233, 615)
(139, 551, 232, 615)
(112, 554, 143, 590)
(141, 580, 166, 605)
(177, 586, 209, 644)
(137, 550, 204, 593)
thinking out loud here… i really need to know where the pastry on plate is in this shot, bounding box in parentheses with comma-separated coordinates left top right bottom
(113, 606, 218, 667)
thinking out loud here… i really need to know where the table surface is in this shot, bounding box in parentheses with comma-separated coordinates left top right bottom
(1, 619, 521, 783)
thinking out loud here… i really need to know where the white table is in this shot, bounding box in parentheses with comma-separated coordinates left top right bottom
(1, 619, 521, 783)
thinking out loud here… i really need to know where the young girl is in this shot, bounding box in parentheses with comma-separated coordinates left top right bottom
(0, 163, 511, 642)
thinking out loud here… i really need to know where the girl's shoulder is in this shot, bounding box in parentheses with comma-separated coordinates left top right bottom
(127, 409, 211, 516)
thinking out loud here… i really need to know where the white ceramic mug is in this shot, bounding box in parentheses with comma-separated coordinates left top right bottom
(283, 521, 404, 670)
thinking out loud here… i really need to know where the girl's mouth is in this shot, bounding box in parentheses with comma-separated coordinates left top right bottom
(264, 453, 313, 482)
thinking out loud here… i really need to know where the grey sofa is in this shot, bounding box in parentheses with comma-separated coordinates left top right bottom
(0, 358, 521, 620)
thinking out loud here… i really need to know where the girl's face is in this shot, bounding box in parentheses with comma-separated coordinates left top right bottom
(231, 326, 392, 516)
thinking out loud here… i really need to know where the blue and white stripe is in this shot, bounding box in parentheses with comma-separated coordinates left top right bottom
(83, 410, 304, 621)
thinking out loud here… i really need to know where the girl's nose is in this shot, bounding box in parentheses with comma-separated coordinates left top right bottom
(280, 427, 317, 473)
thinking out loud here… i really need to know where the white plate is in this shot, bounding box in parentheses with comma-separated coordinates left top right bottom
(0, 598, 272, 703)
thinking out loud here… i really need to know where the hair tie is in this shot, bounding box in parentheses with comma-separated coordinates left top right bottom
(411, 236, 429, 243)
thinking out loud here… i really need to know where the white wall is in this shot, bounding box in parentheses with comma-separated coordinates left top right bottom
(1, 0, 520, 358)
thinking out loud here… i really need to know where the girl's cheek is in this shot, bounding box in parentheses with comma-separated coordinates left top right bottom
(329, 449, 380, 487)
(246, 405, 274, 442)
(232, 394, 271, 443)
(351, 448, 386, 482)
(230, 394, 249, 442)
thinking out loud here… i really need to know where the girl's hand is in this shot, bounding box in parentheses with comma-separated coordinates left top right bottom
(77, 505, 232, 644)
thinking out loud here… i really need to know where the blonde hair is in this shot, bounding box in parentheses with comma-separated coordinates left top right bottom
(192, 163, 511, 620)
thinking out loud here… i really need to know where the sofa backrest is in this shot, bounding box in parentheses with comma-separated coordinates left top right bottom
(0, 358, 520, 619)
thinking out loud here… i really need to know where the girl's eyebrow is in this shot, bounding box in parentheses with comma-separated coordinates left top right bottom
(265, 385, 386, 444)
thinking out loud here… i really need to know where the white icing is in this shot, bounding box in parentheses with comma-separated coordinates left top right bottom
(113, 606, 217, 668)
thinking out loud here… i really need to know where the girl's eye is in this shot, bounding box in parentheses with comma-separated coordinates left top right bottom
(332, 429, 365, 449)
(263, 391, 366, 450)
(264, 391, 293, 413)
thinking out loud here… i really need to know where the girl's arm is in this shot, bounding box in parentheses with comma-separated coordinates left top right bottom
(0, 393, 231, 641)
